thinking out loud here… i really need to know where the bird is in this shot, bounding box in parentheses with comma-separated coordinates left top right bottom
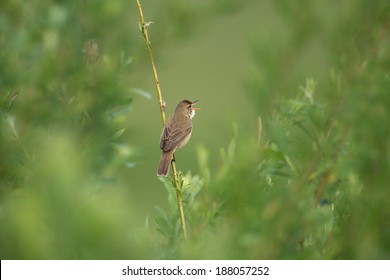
(157, 100, 200, 176)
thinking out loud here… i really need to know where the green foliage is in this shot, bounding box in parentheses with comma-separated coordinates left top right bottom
(179, 82, 345, 259)
(153, 0, 390, 259)
(1, 0, 390, 260)
(0, 0, 148, 259)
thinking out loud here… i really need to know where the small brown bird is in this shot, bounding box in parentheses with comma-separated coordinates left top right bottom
(157, 100, 200, 176)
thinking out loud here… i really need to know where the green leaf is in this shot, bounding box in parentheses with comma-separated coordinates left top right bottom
(268, 121, 289, 154)
(112, 128, 126, 139)
(129, 88, 153, 100)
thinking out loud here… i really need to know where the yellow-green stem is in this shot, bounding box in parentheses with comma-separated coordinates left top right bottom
(136, 0, 187, 240)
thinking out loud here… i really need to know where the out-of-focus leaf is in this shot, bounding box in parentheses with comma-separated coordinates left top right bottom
(129, 88, 153, 100)
(112, 128, 126, 139)
(268, 121, 289, 154)
(125, 162, 137, 169)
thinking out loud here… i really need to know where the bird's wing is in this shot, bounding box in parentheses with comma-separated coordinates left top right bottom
(160, 129, 169, 150)
(160, 118, 192, 152)
(164, 126, 192, 151)
(160, 117, 171, 150)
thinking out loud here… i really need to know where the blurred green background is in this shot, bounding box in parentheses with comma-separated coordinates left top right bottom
(1, 0, 389, 259)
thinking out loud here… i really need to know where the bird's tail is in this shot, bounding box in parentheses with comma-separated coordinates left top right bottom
(157, 151, 173, 176)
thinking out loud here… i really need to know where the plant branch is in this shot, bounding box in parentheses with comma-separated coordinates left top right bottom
(135, 0, 187, 240)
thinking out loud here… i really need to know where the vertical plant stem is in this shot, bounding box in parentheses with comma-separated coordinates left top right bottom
(136, 0, 187, 239)
(171, 160, 187, 239)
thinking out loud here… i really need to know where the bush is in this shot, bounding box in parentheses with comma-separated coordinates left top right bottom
(1, 0, 389, 259)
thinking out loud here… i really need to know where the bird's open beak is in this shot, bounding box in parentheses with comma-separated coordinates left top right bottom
(192, 100, 200, 110)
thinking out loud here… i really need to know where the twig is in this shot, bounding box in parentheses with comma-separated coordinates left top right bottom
(136, 0, 187, 239)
